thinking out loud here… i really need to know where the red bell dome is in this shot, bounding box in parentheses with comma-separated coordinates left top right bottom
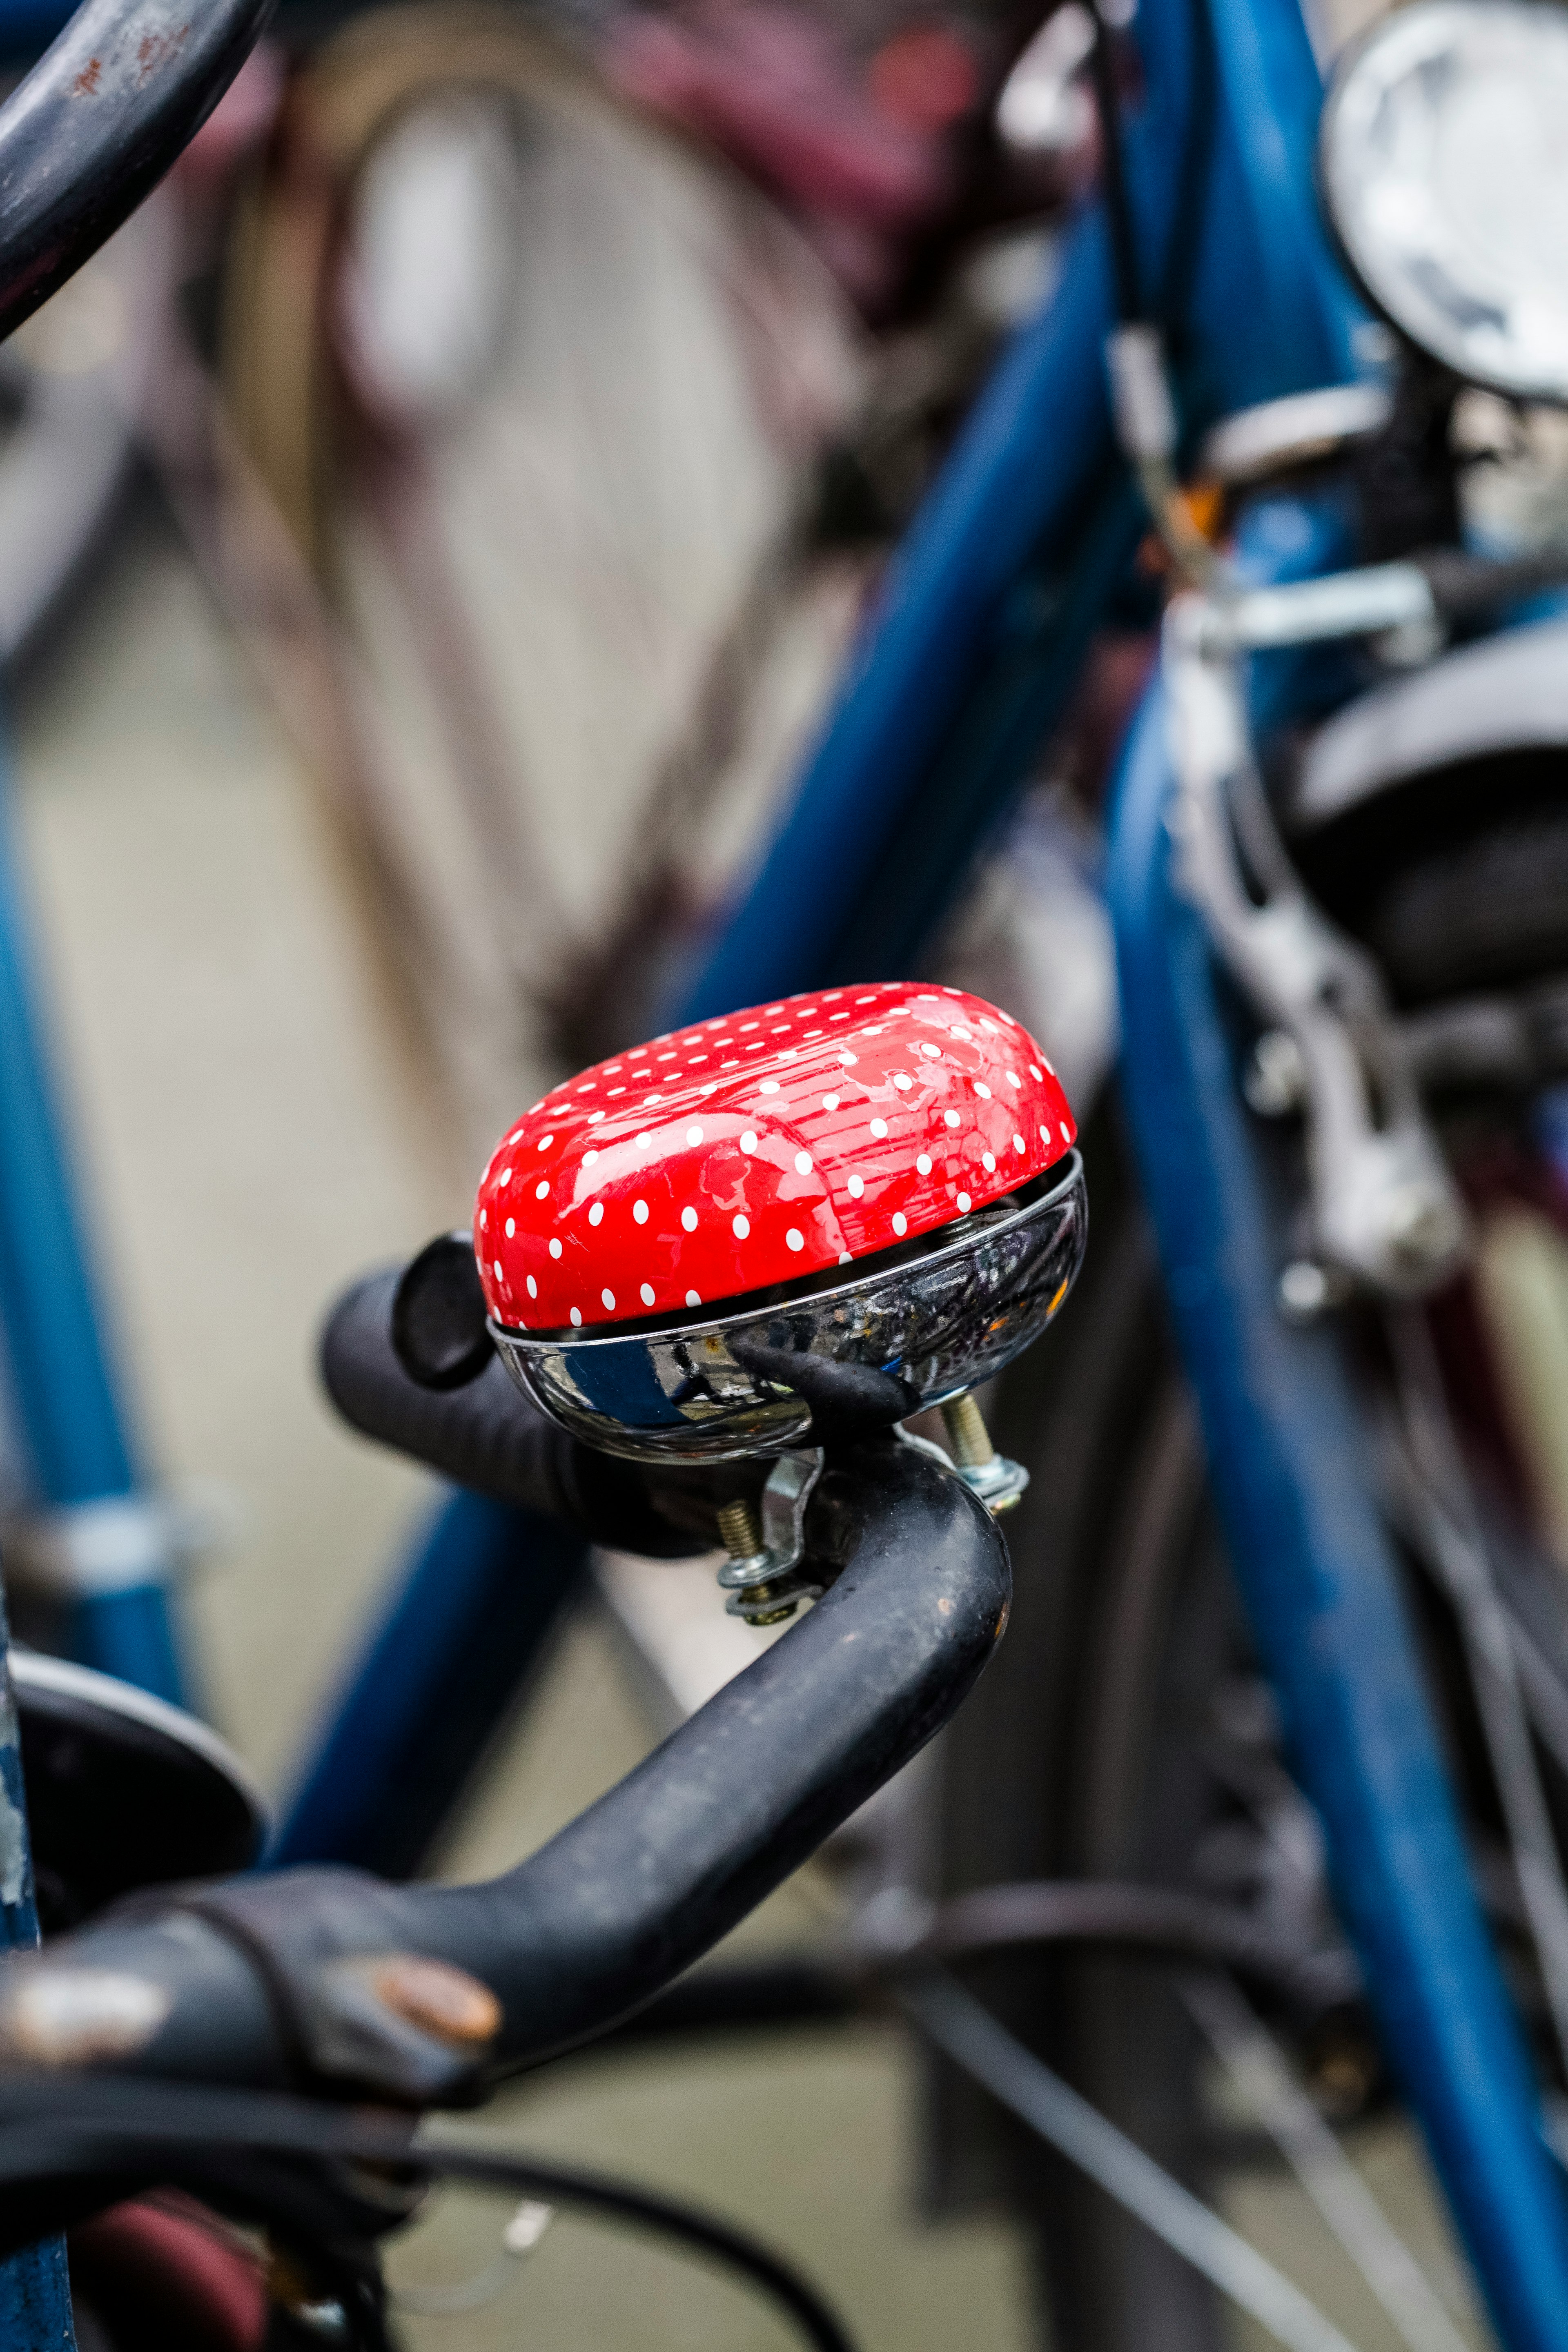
(474, 983, 1076, 1335)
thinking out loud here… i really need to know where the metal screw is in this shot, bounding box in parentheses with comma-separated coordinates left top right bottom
(715, 1497, 797, 1625)
(716, 1498, 766, 1562)
(941, 1392, 996, 1470)
(940, 1393, 1029, 1513)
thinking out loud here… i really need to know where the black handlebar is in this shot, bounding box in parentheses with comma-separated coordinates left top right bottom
(0, 1438, 1009, 2101)
(322, 1268, 715, 1557)
(0, 0, 272, 338)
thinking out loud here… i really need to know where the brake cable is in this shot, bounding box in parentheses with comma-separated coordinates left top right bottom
(0, 2074, 855, 2352)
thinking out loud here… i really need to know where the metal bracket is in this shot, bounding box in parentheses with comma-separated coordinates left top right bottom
(0, 1492, 216, 1599)
(715, 1450, 826, 1624)
(1163, 590, 1469, 1301)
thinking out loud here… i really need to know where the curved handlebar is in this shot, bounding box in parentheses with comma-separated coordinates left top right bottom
(0, 0, 272, 339)
(0, 1438, 1009, 2101)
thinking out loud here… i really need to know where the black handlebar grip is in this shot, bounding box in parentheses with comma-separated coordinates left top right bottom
(321, 1269, 709, 1560)
(0, 0, 273, 340)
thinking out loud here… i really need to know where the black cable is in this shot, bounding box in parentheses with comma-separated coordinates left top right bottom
(0, 2074, 856, 2352)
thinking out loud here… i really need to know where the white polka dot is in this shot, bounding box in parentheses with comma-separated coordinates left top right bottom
(848, 1174, 864, 1198)
(795, 1151, 813, 1175)
(975, 1082, 992, 1100)
(733, 1214, 751, 1239)
(493, 1258, 503, 1279)
(505, 1217, 516, 1238)
(570, 1307, 583, 1327)
(499, 1166, 512, 1184)
(589, 1203, 604, 1227)
(686, 1125, 704, 1146)
(1013, 1134, 1025, 1153)
(632, 1200, 648, 1225)
(1028, 1064, 1044, 1080)
(584, 1150, 599, 1167)
(920, 1043, 941, 1059)
(980, 1019, 999, 1036)
(760, 1079, 780, 1094)
(1040, 1125, 1049, 1142)
(839, 1049, 858, 1065)
(479, 1209, 488, 1231)
(641, 1283, 655, 1306)
(1045, 1059, 1056, 1077)
(893, 1074, 913, 1091)
(892, 1212, 907, 1236)
(957, 1192, 972, 1214)
(1061, 1123, 1072, 1143)
(682, 1207, 698, 1232)
(1006, 1072, 1022, 1089)
(643, 1092, 662, 1105)
(550, 1239, 563, 1259)
(526, 1276, 537, 1300)
(786, 1228, 805, 1251)
(635, 1133, 652, 1149)
(871, 1118, 889, 1139)
(601, 1288, 616, 1311)
(950, 1026, 972, 1042)
(588, 1111, 605, 1125)
(839, 1251, 853, 1265)
(823, 1095, 840, 1111)
(538, 1134, 554, 1150)
(982, 1152, 996, 1173)
(741, 1130, 759, 1154)
(944, 1110, 961, 1129)
(686, 1289, 702, 1307)
(916, 1154, 932, 1175)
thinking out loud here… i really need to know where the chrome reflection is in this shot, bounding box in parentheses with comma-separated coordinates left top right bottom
(1321, 0, 1568, 403)
(492, 1155, 1086, 1462)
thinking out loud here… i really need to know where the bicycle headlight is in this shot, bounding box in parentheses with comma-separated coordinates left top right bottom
(1320, 0, 1568, 403)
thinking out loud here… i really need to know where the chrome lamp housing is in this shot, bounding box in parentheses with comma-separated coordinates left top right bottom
(1320, 0, 1568, 405)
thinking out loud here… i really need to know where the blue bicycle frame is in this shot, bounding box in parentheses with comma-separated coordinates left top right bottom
(281, 0, 1568, 2331)
(3, 0, 1567, 2333)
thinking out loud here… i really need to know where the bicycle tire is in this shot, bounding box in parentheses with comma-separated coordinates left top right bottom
(935, 1098, 1566, 2352)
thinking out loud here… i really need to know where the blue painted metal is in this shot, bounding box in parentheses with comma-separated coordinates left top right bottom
(1107, 671, 1568, 2347)
(672, 0, 1359, 1027)
(0, 751, 185, 1703)
(0, 1581, 77, 2348)
(268, 1488, 588, 1875)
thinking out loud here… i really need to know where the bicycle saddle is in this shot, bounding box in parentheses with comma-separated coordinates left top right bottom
(471, 982, 1085, 1464)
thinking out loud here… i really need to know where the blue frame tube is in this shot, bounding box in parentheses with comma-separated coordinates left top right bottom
(1108, 684, 1568, 2351)
(268, 1489, 588, 1875)
(673, 0, 1356, 1027)
(0, 758, 184, 1702)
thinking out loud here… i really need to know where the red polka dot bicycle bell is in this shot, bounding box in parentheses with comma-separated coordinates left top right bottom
(474, 983, 1076, 1335)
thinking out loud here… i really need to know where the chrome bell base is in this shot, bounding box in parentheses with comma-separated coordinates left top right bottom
(491, 1155, 1086, 1465)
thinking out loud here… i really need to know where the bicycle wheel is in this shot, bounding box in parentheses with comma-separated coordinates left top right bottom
(217, 8, 872, 1159)
(936, 1070, 1568, 2352)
